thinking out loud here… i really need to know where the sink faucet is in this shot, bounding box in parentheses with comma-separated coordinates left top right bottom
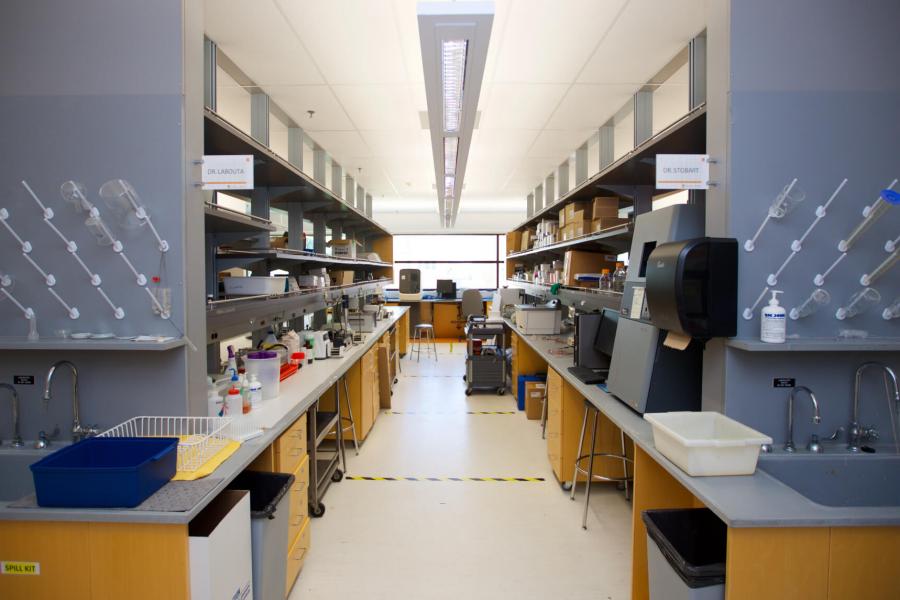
(0, 383, 24, 447)
(44, 360, 97, 443)
(785, 386, 821, 452)
(848, 362, 900, 453)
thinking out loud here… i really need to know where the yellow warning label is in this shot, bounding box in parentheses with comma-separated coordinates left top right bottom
(1, 561, 40, 575)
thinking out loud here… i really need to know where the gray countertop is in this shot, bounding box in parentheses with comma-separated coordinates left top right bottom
(0, 307, 409, 525)
(506, 319, 900, 528)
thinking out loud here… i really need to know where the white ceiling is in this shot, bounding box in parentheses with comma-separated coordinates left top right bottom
(204, 0, 705, 224)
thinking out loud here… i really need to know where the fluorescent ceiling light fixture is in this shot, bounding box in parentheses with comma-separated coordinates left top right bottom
(418, 2, 494, 228)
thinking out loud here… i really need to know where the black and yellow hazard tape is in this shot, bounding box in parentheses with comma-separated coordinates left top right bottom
(345, 476, 545, 482)
(385, 410, 516, 415)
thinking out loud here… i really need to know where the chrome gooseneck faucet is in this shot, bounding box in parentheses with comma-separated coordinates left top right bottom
(0, 383, 24, 447)
(44, 360, 97, 443)
(785, 386, 821, 453)
(848, 362, 900, 453)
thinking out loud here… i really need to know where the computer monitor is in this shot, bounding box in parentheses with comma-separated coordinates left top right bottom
(436, 279, 456, 299)
(594, 308, 620, 359)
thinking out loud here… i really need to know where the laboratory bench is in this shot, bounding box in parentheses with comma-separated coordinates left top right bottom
(0, 307, 409, 600)
(505, 320, 900, 600)
(385, 293, 490, 339)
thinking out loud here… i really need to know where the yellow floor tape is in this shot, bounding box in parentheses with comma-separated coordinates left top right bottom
(172, 439, 241, 481)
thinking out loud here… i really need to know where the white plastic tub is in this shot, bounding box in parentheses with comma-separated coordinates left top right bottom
(223, 276, 288, 296)
(644, 412, 772, 477)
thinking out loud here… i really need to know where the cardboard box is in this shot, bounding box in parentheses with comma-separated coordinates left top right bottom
(562, 250, 618, 286)
(564, 201, 591, 222)
(328, 238, 357, 258)
(507, 231, 522, 254)
(591, 217, 629, 233)
(569, 209, 590, 224)
(570, 222, 587, 238)
(592, 196, 620, 218)
(558, 209, 566, 227)
(329, 270, 355, 286)
(525, 381, 546, 420)
(521, 229, 534, 251)
(270, 233, 288, 248)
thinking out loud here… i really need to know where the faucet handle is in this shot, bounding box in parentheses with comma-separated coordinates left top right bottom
(861, 425, 880, 442)
(34, 430, 50, 449)
(824, 426, 845, 442)
(807, 434, 823, 453)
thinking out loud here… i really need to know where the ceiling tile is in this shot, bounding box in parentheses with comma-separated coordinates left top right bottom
(360, 130, 432, 160)
(305, 131, 371, 163)
(491, 0, 627, 83)
(544, 83, 636, 130)
(275, 0, 410, 84)
(332, 84, 421, 130)
(204, 0, 324, 85)
(265, 85, 355, 131)
(478, 83, 569, 130)
(527, 129, 595, 159)
(578, 0, 705, 84)
(468, 129, 541, 160)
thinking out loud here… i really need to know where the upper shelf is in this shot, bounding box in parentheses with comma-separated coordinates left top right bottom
(0, 337, 186, 351)
(204, 202, 275, 235)
(507, 223, 633, 260)
(725, 338, 900, 352)
(511, 105, 707, 232)
(216, 248, 393, 269)
(203, 109, 390, 237)
(505, 279, 623, 313)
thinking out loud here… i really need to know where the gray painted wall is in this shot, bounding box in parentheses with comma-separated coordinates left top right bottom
(0, 0, 205, 441)
(703, 0, 900, 443)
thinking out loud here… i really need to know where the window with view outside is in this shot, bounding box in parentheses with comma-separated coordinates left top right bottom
(391, 235, 506, 290)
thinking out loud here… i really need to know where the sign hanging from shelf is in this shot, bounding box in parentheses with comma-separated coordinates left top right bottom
(655, 154, 710, 190)
(202, 155, 254, 190)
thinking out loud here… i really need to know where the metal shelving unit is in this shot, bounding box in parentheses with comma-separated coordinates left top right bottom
(506, 279, 623, 314)
(204, 202, 275, 235)
(214, 248, 393, 271)
(0, 337, 186, 351)
(507, 224, 633, 260)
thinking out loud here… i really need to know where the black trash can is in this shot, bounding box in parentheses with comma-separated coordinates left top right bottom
(227, 470, 294, 600)
(642, 508, 727, 600)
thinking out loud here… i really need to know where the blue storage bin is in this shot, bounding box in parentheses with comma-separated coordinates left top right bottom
(517, 374, 547, 410)
(30, 437, 178, 508)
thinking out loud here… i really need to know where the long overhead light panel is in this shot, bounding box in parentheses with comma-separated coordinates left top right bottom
(418, 1, 493, 228)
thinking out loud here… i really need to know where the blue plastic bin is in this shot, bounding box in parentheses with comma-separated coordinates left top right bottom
(30, 437, 178, 508)
(517, 374, 547, 410)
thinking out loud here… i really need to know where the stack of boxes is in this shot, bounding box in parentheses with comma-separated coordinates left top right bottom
(560, 197, 627, 241)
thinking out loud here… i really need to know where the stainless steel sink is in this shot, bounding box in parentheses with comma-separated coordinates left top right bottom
(758, 453, 900, 508)
(0, 447, 60, 502)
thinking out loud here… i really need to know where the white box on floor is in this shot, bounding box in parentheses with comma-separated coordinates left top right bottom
(189, 489, 252, 600)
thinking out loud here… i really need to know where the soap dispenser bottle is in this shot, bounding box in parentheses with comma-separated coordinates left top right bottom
(761, 290, 786, 343)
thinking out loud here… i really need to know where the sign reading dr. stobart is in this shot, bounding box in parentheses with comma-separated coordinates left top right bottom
(655, 154, 710, 190)
(201, 155, 254, 190)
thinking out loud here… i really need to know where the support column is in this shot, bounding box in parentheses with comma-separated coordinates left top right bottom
(599, 123, 614, 171)
(356, 184, 365, 212)
(203, 37, 216, 110)
(250, 187, 270, 248)
(331, 161, 343, 198)
(545, 174, 555, 206)
(313, 145, 326, 185)
(250, 91, 269, 146)
(312, 215, 326, 255)
(557, 159, 570, 198)
(287, 203, 304, 250)
(634, 90, 653, 146)
(534, 184, 544, 212)
(575, 143, 588, 184)
(288, 126, 304, 171)
(365, 193, 373, 218)
(331, 221, 343, 240)
(632, 186, 653, 216)
(526, 193, 534, 217)
(345, 175, 355, 205)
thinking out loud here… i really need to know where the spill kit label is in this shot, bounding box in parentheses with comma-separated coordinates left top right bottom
(1, 561, 40, 575)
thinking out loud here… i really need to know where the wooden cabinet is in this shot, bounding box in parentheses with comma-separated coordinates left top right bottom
(320, 344, 381, 442)
(433, 302, 464, 338)
(546, 368, 631, 485)
(510, 332, 547, 398)
(286, 517, 311, 595)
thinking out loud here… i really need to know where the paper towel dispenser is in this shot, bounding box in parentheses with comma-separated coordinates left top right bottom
(645, 237, 738, 339)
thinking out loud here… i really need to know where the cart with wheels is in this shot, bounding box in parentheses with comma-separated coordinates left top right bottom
(464, 316, 507, 395)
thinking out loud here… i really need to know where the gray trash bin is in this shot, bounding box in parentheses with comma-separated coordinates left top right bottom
(642, 508, 726, 600)
(228, 470, 294, 600)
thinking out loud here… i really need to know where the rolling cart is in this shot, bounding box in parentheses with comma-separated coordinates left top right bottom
(306, 379, 347, 518)
(464, 316, 507, 396)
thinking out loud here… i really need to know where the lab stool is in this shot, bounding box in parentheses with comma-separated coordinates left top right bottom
(411, 323, 437, 362)
(570, 399, 633, 529)
(336, 375, 359, 456)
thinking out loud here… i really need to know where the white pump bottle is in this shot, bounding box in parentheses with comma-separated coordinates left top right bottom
(761, 290, 786, 343)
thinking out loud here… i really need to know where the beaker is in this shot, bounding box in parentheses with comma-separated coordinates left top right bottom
(59, 181, 93, 213)
(768, 181, 806, 219)
(99, 179, 146, 230)
(835, 287, 881, 320)
(85, 216, 115, 246)
(789, 289, 831, 320)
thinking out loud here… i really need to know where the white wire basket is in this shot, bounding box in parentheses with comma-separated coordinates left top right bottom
(99, 416, 255, 472)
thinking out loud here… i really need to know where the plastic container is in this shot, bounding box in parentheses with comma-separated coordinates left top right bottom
(643, 412, 772, 476)
(642, 508, 726, 599)
(223, 276, 288, 296)
(244, 351, 281, 401)
(226, 471, 294, 600)
(514, 305, 562, 334)
(30, 437, 178, 508)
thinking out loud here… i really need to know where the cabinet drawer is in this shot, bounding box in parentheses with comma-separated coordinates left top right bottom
(275, 413, 307, 473)
(286, 517, 311, 593)
(287, 456, 309, 546)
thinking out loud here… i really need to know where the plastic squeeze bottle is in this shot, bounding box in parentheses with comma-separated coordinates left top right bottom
(760, 290, 786, 343)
